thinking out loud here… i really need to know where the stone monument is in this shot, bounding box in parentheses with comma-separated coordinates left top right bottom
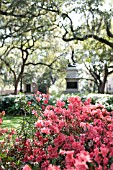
(64, 63, 80, 93)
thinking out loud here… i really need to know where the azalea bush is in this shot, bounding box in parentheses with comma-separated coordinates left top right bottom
(0, 91, 113, 169)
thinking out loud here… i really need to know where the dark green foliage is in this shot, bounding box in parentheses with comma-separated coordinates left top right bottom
(0, 96, 16, 115)
(0, 94, 56, 115)
(0, 95, 36, 115)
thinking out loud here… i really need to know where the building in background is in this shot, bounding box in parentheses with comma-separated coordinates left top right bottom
(105, 75, 113, 94)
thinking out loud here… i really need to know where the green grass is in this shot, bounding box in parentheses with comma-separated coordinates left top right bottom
(1, 115, 24, 129)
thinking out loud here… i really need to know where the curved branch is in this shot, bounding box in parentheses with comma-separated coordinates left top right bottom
(106, 20, 113, 38)
(25, 62, 53, 68)
(62, 13, 74, 33)
(93, 35, 113, 48)
(62, 13, 113, 48)
(62, 33, 113, 48)
(25, 52, 66, 69)
(108, 70, 113, 75)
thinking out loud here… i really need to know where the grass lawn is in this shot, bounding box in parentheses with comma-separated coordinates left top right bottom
(1, 115, 24, 129)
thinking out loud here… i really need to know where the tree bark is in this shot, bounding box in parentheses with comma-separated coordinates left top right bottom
(98, 82, 106, 94)
(97, 65, 108, 94)
(14, 81, 19, 95)
(13, 72, 24, 95)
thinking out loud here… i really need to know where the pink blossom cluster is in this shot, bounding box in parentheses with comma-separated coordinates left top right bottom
(0, 93, 113, 170)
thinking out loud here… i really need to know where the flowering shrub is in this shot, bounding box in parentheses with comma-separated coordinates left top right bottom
(0, 91, 113, 169)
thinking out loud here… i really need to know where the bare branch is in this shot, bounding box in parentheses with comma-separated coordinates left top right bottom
(108, 65, 113, 68)
(106, 20, 113, 38)
(25, 52, 66, 69)
(63, 33, 113, 48)
(25, 62, 53, 68)
(84, 62, 101, 85)
(108, 70, 113, 75)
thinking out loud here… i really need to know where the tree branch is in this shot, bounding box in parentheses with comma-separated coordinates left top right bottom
(106, 20, 113, 38)
(108, 70, 113, 75)
(62, 13, 113, 48)
(108, 65, 113, 68)
(25, 52, 66, 69)
(62, 33, 113, 48)
(25, 62, 53, 68)
(84, 62, 101, 85)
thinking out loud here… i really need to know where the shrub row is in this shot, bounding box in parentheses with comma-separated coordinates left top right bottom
(0, 93, 113, 115)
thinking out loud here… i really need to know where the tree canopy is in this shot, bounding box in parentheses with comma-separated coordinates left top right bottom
(61, 0, 113, 48)
(0, 0, 66, 94)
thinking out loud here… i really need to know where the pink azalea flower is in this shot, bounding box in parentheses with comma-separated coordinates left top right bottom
(44, 99, 48, 104)
(41, 127, 50, 134)
(27, 101, 32, 105)
(27, 155, 34, 161)
(36, 91, 41, 94)
(95, 165, 102, 170)
(47, 145, 58, 158)
(44, 120, 52, 126)
(74, 163, 88, 170)
(48, 164, 61, 170)
(84, 98, 91, 105)
(36, 97, 41, 102)
(76, 150, 91, 163)
(56, 100, 65, 107)
(110, 163, 113, 170)
(0, 118, 2, 124)
(100, 144, 109, 157)
(41, 160, 49, 168)
(32, 110, 38, 116)
(50, 125, 59, 134)
(35, 120, 43, 128)
(103, 157, 108, 166)
(65, 150, 75, 163)
(23, 164, 32, 170)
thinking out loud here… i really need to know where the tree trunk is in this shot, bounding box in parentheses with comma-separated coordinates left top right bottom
(97, 64, 108, 94)
(13, 56, 26, 95)
(20, 77, 23, 92)
(98, 77, 107, 94)
(14, 75, 22, 95)
(14, 81, 19, 95)
(98, 83, 105, 93)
